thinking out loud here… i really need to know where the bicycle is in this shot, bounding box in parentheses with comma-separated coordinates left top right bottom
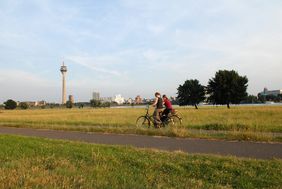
(135, 105, 152, 128)
(136, 105, 182, 128)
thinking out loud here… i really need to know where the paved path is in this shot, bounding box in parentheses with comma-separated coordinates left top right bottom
(0, 126, 281, 160)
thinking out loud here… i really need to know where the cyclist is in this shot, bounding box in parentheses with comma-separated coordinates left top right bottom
(161, 95, 173, 122)
(152, 92, 163, 127)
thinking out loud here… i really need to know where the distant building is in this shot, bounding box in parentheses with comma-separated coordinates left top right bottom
(100, 97, 113, 103)
(69, 95, 74, 103)
(21, 101, 46, 107)
(135, 95, 142, 104)
(93, 92, 100, 101)
(37, 100, 46, 107)
(126, 98, 134, 104)
(170, 96, 177, 101)
(113, 94, 125, 105)
(258, 88, 282, 97)
(22, 101, 37, 107)
(144, 98, 154, 104)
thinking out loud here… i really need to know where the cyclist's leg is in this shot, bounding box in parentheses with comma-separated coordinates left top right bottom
(161, 109, 168, 122)
(153, 109, 162, 127)
(163, 109, 173, 122)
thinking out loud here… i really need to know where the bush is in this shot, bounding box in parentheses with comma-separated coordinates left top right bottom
(90, 99, 102, 108)
(4, 99, 17, 110)
(101, 102, 111, 108)
(66, 101, 73, 109)
(19, 102, 29, 109)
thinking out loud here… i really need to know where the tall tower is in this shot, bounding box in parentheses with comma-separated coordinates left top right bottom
(60, 62, 67, 104)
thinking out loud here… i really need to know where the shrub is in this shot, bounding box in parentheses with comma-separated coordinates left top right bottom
(19, 102, 29, 109)
(66, 100, 73, 109)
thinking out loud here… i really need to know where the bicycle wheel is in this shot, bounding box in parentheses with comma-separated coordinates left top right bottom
(136, 116, 151, 128)
(167, 115, 182, 128)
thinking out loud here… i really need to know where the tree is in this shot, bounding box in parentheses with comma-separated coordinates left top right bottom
(4, 99, 17, 110)
(101, 102, 111, 108)
(19, 102, 29, 109)
(278, 94, 282, 102)
(241, 95, 259, 104)
(90, 99, 102, 108)
(258, 93, 266, 103)
(66, 100, 73, 109)
(265, 94, 281, 102)
(177, 79, 206, 109)
(207, 70, 248, 108)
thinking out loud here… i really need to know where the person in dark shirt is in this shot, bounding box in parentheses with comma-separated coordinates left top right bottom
(152, 92, 163, 127)
(161, 95, 173, 122)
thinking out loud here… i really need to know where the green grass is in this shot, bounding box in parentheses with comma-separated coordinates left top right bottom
(0, 106, 282, 142)
(0, 135, 281, 189)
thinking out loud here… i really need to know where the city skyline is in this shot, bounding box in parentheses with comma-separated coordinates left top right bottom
(1, 0, 282, 103)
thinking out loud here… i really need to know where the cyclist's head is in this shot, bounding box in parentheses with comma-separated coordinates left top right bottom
(163, 95, 167, 99)
(155, 92, 160, 97)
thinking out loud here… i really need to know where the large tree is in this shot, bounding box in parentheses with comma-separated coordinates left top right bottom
(177, 79, 206, 109)
(4, 99, 17, 110)
(207, 70, 248, 108)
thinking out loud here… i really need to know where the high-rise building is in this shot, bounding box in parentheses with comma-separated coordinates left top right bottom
(93, 92, 100, 101)
(69, 95, 74, 104)
(60, 62, 67, 104)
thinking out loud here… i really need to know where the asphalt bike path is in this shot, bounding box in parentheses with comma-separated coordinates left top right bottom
(0, 126, 281, 160)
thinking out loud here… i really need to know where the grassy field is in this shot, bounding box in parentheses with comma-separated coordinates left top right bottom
(0, 135, 281, 189)
(0, 106, 282, 141)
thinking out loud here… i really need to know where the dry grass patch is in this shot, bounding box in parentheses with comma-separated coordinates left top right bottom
(0, 106, 282, 141)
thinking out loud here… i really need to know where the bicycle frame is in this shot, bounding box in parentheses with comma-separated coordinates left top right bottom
(136, 104, 182, 128)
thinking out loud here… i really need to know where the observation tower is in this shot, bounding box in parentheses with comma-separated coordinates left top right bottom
(60, 62, 67, 104)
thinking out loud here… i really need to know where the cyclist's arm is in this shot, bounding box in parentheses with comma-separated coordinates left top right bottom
(152, 97, 158, 107)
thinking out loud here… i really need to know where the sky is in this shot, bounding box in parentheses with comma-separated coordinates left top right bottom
(0, 0, 282, 103)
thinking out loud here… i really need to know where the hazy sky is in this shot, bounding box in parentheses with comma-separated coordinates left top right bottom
(1, 0, 282, 103)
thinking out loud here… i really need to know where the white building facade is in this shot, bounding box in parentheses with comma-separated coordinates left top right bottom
(113, 94, 125, 105)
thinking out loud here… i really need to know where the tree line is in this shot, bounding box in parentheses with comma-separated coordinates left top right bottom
(0, 99, 112, 110)
(177, 70, 248, 109)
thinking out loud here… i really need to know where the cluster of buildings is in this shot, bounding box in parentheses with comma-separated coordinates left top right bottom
(258, 88, 282, 97)
(18, 100, 46, 107)
(92, 92, 152, 105)
(59, 63, 170, 106)
(90, 88, 282, 105)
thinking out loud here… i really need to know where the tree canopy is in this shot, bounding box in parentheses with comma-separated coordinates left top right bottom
(206, 70, 248, 108)
(177, 79, 206, 109)
(4, 99, 17, 110)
